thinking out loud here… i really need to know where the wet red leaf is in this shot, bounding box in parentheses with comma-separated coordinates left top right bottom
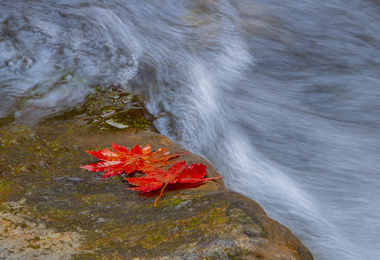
(125, 161, 222, 206)
(80, 143, 184, 180)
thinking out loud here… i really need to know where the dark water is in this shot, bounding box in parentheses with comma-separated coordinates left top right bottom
(1, 1, 380, 259)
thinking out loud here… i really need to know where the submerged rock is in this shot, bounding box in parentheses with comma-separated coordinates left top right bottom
(0, 94, 313, 259)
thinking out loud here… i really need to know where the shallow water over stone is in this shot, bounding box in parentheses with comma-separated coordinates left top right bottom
(1, 1, 380, 259)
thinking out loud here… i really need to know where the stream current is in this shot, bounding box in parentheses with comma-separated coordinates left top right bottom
(1, 1, 380, 259)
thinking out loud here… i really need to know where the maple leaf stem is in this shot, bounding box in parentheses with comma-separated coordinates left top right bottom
(154, 182, 169, 207)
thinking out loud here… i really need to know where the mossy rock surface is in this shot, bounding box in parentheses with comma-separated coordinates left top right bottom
(0, 95, 313, 260)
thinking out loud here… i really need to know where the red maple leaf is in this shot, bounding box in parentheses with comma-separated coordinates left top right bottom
(125, 161, 222, 206)
(80, 143, 184, 180)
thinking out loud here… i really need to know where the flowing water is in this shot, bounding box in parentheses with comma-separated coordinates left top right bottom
(1, 1, 379, 259)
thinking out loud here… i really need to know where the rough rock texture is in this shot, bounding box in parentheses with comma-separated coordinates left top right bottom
(0, 90, 313, 260)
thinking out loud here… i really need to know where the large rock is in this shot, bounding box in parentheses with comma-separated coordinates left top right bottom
(0, 89, 313, 259)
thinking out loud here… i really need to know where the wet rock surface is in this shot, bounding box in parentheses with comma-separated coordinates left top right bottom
(0, 91, 313, 260)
